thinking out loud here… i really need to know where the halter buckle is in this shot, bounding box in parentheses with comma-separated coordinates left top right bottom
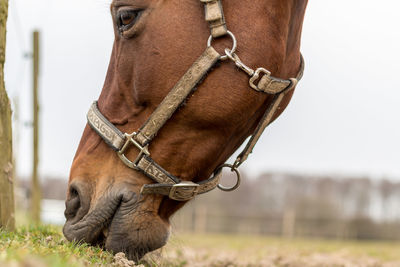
(169, 181, 199, 201)
(118, 132, 150, 169)
(249, 68, 271, 91)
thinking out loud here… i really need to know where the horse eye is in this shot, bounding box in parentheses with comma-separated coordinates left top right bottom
(117, 9, 142, 32)
(120, 12, 135, 26)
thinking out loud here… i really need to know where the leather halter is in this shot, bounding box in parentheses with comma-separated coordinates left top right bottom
(87, 0, 305, 201)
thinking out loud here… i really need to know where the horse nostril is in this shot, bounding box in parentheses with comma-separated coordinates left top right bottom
(65, 187, 80, 219)
(64, 180, 91, 222)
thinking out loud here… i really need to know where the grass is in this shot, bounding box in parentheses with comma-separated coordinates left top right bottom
(0, 225, 114, 267)
(2, 226, 400, 266)
(167, 233, 400, 264)
(173, 233, 400, 260)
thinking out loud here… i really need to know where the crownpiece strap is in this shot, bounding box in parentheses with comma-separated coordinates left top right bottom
(200, 0, 228, 38)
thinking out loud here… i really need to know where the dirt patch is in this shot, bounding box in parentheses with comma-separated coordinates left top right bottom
(145, 247, 400, 267)
(112, 252, 145, 267)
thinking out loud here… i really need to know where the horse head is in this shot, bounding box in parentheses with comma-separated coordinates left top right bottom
(63, 0, 308, 260)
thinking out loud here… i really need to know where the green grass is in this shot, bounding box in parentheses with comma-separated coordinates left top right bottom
(0, 225, 114, 267)
(2, 227, 400, 266)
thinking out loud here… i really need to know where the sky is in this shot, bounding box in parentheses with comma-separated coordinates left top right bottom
(4, 0, 400, 180)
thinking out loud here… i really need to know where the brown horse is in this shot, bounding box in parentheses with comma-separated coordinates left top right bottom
(63, 0, 308, 260)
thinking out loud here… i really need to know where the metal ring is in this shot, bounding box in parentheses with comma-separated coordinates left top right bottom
(224, 48, 236, 61)
(216, 164, 241, 192)
(207, 31, 237, 61)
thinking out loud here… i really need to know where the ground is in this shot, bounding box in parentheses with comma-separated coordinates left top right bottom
(1, 226, 400, 267)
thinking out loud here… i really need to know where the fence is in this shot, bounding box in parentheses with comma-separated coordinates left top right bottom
(172, 202, 400, 240)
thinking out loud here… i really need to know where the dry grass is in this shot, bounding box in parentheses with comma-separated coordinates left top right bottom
(146, 232, 400, 267)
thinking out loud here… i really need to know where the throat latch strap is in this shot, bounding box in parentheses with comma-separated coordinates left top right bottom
(228, 54, 305, 168)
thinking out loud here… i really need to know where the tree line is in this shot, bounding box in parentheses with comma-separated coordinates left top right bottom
(173, 172, 400, 240)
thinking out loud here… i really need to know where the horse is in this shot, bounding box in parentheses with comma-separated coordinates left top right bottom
(63, 0, 308, 261)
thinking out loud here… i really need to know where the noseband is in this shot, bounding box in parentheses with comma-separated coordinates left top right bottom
(87, 0, 304, 201)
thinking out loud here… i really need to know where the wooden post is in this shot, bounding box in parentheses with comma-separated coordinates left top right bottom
(194, 205, 207, 233)
(31, 31, 41, 223)
(0, 0, 15, 231)
(282, 209, 296, 238)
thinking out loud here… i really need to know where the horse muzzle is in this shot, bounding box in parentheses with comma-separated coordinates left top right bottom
(63, 179, 170, 261)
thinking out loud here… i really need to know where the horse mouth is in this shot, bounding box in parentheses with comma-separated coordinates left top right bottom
(63, 184, 169, 261)
(88, 223, 110, 248)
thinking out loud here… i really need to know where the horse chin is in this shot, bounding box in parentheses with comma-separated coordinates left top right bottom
(105, 211, 170, 261)
(63, 183, 170, 261)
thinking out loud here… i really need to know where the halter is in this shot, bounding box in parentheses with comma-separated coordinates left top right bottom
(87, 0, 305, 201)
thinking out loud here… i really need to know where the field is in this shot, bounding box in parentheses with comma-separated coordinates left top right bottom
(2, 226, 400, 267)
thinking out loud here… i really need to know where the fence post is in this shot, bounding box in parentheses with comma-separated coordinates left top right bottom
(31, 30, 41, 223)
(194, 205, 207, 233)
(0, 0, 15, 231)
(282, 209, 296, 238)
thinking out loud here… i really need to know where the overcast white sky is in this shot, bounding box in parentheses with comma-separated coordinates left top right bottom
(4, 0, 400, 180)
